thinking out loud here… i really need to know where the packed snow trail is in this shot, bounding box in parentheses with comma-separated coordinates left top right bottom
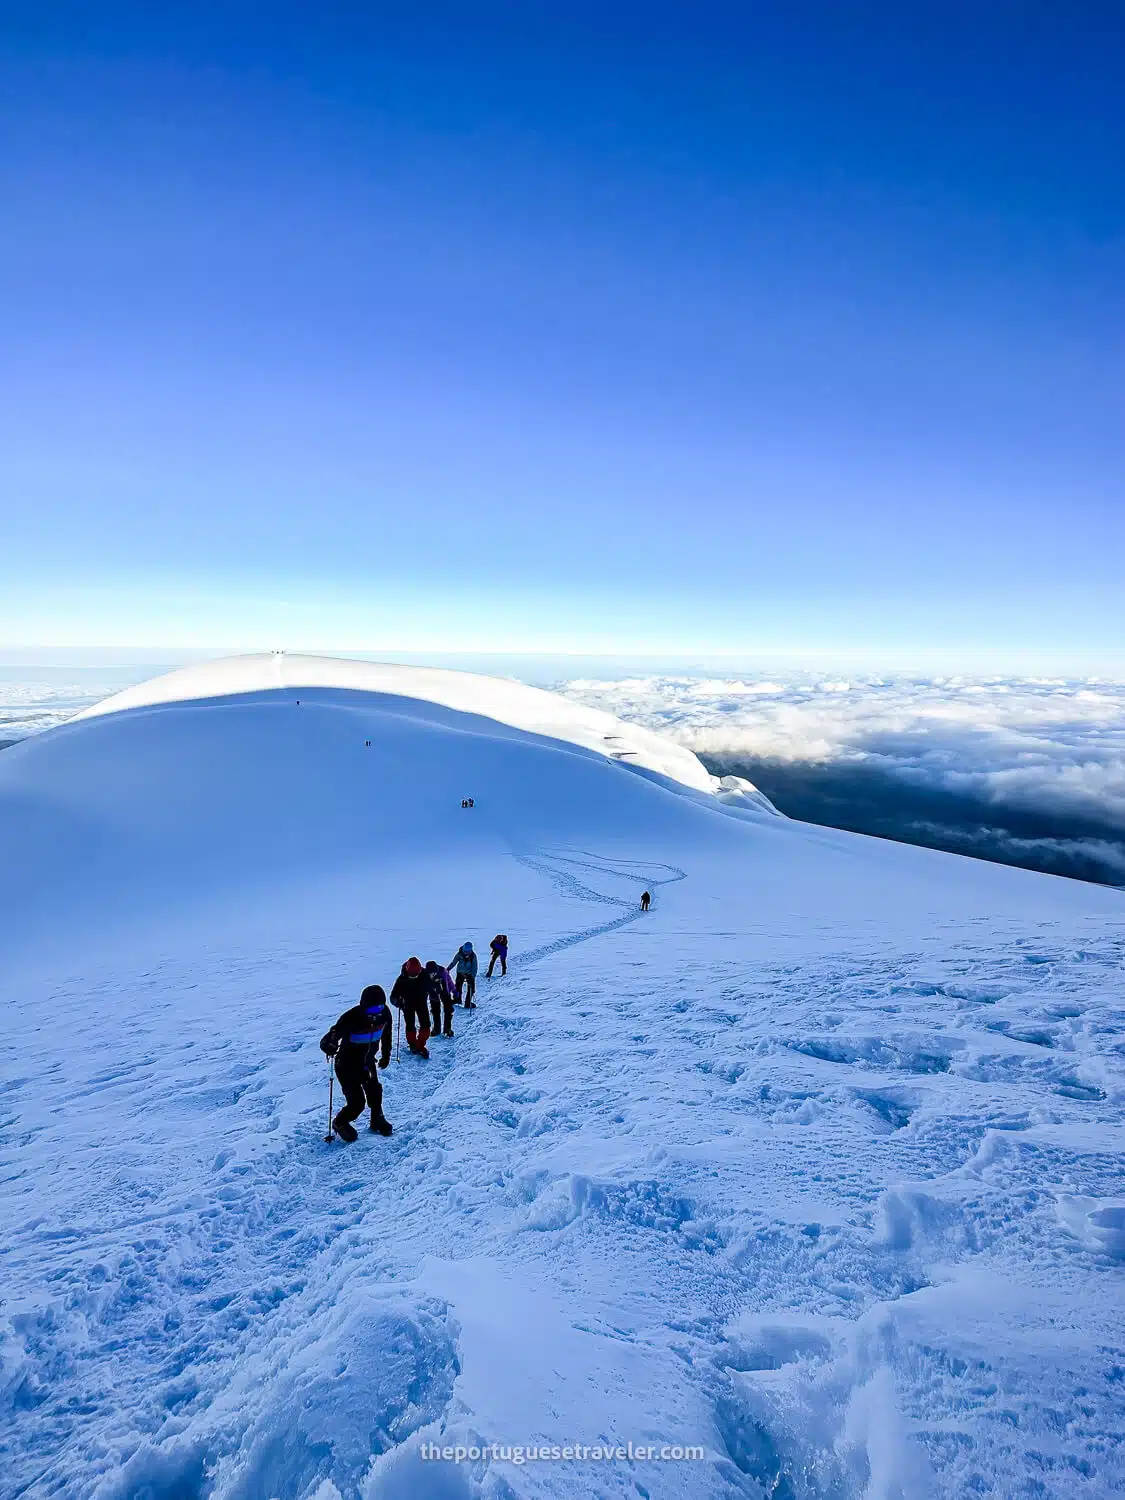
(6, 899, 1124, 1500)
(512, 853, 686, 966)
(2, 662, 1123, 1499)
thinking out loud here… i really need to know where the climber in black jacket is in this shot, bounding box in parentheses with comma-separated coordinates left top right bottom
(390, 957, 434, 1057)
(320, 984, 394, 1142)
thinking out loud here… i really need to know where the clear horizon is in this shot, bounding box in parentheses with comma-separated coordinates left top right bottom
(3, 642, 1124, 676)
(2, 4, 1122, 668)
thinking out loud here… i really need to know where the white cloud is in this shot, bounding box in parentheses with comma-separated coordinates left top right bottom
(559, 675, 1125, 828)
(0, 683, 104, 738)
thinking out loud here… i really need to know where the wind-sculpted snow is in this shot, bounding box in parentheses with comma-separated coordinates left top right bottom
(1, 669, 1123, 1498)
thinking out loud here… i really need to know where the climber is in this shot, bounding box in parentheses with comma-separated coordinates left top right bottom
(449, 941, 479, 1008)
(425, 960, 456, 1038)
(487, 933, 509, 978)
(390, 957, 433, 1058)
(319, 985, 394, 1143)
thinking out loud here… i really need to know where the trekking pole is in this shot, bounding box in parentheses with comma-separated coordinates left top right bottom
(324, 1057, 335, 1143)
(395, 1007, 402, 1064)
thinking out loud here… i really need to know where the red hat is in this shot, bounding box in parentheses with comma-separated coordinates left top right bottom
(405, 956, 423, 976)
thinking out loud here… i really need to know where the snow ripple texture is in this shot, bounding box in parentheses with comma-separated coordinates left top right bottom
(1, 668, 1123, 1500)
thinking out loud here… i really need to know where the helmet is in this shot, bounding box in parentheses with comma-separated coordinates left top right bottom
(461, 942, 473, 954)
(424, 960, 438, 972)
(360, 984, 387, 1010)
(405, 956, 423, 977)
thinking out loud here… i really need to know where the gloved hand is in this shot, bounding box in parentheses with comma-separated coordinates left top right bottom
(320, 1039, 338, 1057)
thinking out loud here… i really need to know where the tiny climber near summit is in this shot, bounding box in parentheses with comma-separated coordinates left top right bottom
(641, 890, 651, 912)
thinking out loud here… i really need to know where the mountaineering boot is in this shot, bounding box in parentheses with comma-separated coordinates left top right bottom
(333, 1113, 358, 1144)
(443, 1025, 454, 1038)
(416, 1044, 430, 1059)
(369, 1111, 393, 1136)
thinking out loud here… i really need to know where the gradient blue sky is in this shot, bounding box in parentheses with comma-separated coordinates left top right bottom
(1, 2, 1122, 666)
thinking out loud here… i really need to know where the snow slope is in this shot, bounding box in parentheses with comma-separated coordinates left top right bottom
(73, 652, 764, 802)
(1, 657, 1123, 1500)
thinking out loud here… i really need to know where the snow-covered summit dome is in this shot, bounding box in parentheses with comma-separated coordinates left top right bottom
(75, 651, 770, 805)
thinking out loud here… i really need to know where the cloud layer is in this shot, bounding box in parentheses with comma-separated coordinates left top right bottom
(561, 675, 1125, 886)
(0, 682, 104, 742)
(0, 662, 172, 743)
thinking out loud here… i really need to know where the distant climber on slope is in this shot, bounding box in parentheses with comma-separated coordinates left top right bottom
(391, 957, 433, 1058)
(319, 985, 394, 1143)
(487, 933, 509, 978)
(449, 941, 478, 1008)
(425, 960, 455, 1038)
(641, 890, 651, 912)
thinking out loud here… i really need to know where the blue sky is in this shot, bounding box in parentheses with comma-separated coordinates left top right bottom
(1, 2, 1122, 666)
